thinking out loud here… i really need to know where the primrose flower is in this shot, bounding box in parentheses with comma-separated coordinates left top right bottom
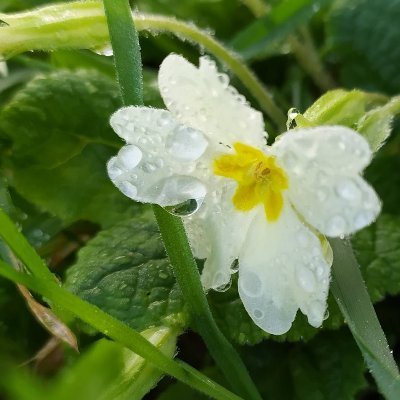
(107, 54, 381, 335)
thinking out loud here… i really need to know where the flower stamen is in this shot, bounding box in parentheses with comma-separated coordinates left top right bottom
(214, 142, 289, 221)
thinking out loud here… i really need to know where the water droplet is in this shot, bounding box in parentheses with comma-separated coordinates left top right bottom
(166, 126, 208, 161)
(218, 73, 229, 87)
(325, 215, 347, 236)
(297, 232, 310, 247)
(157, 113, 172, 127)
(317, 187, 329, 202)
(286, 107, 299, 130)
(336, 178, 361, 202)
(323, 309, 330, 320)
(296, 266, 316, 293)
(141, 162, 157, 173)
(107, 157, 123, 179)
(230, 259, 239, 273)
(253, 309, 264, 319)
(165, 198, 202, 217)
(239, 271, 263, 297)
(118, 145, 142, 169)
(118, 181, 138, 198)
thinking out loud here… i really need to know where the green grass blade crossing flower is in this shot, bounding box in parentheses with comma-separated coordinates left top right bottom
(101, 1, 262, 399)
(329, 238, 400, 400)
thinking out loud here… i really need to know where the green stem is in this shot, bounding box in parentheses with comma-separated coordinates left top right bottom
(0, 1, 286, 131)
(0, 259, 241, 400)
(329, 238, 400, 399)
(102, 0, 143, 105)
(153, 207, 262, 400)
(0, 208, 54, 282)
(240, 0, 270, 17)
(102, 1, 261, 398)
(287, 29, 336, 91)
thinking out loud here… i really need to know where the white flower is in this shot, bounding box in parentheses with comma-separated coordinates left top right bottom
(107, 54, 381, 335)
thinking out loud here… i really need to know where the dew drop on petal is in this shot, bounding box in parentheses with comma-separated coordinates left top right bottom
(239, 271, 263, 297)
(166, 126, 208, 161)
(107, 157, 123, 179)
(118, 145, 142, 170)
(230, 259, 239, 273)
(117, 181, 138, 198)
(165, 198, 202, 216)
(336, 178, 361, 202)
(325, 215, 347, 236)
(253, 309, 264, 319)
(296, 266, 316, 293)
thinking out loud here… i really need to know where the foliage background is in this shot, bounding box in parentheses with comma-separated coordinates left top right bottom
(0, 0, 400, 399)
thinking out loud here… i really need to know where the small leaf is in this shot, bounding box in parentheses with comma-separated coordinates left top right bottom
(295, 89, 399, 151)
(64, 215, 189, 332)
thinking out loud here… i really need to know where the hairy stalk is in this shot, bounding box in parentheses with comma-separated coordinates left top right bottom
(0, 1, 286, 131)
(102, 1, 262, 399)
(288, 28, 336, 91)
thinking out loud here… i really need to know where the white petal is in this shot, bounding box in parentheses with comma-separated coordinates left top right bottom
(238, 204, 331, 335)
(273, 126, 381, 236)
(108, 107, 209, 206)
(158, 54, 267, 148)
(184, 182, 255, 291)
(274, 126, 372, 175)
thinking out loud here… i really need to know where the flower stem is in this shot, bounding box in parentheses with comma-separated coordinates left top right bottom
(287, 28, 336, 92)
(102, 1, 261, 399)
(329, 238, 400, 399)
(0, 1, 286, 131)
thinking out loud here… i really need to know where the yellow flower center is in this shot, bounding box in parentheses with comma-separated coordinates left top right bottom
(213, 142, 288, 221)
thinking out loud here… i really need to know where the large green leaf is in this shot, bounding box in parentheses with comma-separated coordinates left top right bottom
(326, 0, 400, 94)
(0, 70, 139, 227)
(64, 215, 189, 332)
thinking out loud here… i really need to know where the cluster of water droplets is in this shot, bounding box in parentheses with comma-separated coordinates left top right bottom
(108, 107, 211, 214)
(158, 54, 266, 149)
(275, 127, 380, 237)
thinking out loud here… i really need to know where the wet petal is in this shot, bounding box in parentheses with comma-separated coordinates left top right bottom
(158, 54, 267, 149)
(238, 203, 331, 335)
(273, 126, 381, 236)
(108, 106, 209, 206)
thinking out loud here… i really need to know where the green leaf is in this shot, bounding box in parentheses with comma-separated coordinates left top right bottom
(326, 0, 400, 94)
(231, 0, 331, 60)
(64, 215, 189, 332)
(0, 70, 139, 227)
(352, 214, 400, 302)
(294, 89, 399, 151)
(357, 97, 400, 152)
(366, 155, 400, 215)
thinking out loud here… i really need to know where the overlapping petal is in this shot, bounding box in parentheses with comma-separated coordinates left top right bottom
(108, 106, 209, 206)
(158, 54, 267, 149)
(273, 126, 381, 236)
(238, 203, 331, 335)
